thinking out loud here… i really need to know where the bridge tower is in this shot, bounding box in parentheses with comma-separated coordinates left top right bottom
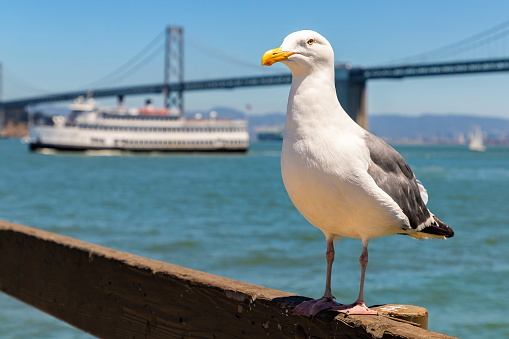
(335, 66, 368, 130)
(164, 26, 184, 117)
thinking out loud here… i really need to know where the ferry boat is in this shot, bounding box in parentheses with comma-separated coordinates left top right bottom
(256, 126, 284, 141)
(29, 98, 249, 152)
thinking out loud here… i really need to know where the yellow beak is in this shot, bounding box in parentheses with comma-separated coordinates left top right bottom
(261, 47, 295, 66)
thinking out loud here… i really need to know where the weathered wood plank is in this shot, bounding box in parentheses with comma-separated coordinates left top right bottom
(0, 221, 456, 338)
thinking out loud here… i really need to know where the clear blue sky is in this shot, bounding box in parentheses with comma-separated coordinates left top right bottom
(2, 0, 509, 117)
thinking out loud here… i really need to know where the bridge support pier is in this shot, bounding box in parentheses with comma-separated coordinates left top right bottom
(0, 108, 5, 134)
(335, 67, 368, 130)
(0, 106, 29, 138)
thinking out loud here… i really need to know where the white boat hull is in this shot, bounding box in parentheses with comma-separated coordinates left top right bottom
(468, 126, 485, 152)
(30, 120, 249, 152)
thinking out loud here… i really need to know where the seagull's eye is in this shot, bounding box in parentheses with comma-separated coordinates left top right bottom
(307, 38, 315, 46)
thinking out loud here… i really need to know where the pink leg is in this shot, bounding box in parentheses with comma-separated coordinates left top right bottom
(332, 239, 377, 315)
(323, 236, 335, 299)
(292, 237, 342, 317)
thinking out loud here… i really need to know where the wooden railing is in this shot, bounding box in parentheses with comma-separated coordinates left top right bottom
(0, 221, 456, 338)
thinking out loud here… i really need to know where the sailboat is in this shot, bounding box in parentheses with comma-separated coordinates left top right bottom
(468, 126, 486, 152)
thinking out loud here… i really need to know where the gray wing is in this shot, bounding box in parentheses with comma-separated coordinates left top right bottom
(364, 133, 430, 230)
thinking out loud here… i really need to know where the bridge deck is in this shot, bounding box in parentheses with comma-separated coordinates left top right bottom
(2, 58, 509, 109)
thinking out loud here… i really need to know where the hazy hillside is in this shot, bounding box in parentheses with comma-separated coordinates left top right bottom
(241, 110, 509, 143)
(370, 114, 509, 143)
(6, 104, 509, 143)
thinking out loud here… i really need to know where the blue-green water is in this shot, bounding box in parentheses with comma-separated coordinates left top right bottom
(0, 139, 508, 338)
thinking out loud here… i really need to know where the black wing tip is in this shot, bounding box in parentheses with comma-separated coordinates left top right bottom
(421, 216, 454, 238)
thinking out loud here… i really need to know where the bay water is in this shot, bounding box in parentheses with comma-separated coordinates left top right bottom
(0, 139, 508, 338)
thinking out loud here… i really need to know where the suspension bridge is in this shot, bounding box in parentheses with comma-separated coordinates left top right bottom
(2, 21, 509, 130)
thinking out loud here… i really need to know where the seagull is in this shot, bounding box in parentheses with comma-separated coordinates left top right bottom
(261, 30, 454, 317)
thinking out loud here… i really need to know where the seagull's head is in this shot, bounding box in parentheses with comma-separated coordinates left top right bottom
(261, 30, 334, 74)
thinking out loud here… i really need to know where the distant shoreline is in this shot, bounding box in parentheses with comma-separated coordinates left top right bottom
(5, 108, 509, 145)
